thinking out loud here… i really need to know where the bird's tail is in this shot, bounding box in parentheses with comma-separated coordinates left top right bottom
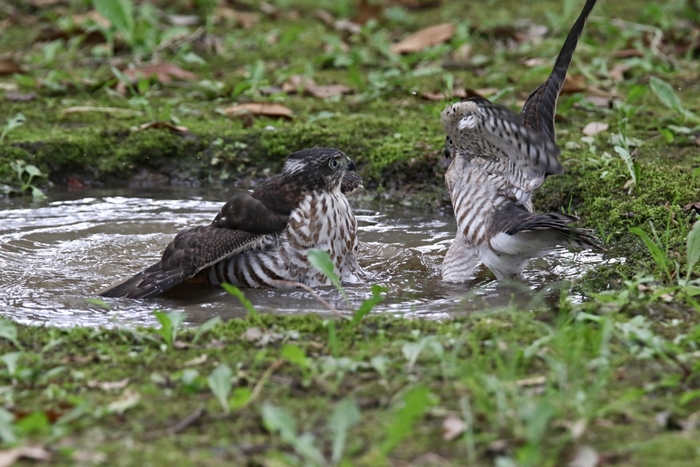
(490, 206, 603, 255)
(99, 262, 187, 300)
(520, 0, 597, 145)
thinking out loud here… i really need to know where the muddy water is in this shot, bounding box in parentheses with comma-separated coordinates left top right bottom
(0, 187, 610, 327)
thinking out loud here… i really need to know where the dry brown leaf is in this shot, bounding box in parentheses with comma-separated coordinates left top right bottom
(216, 7, 260, 28)
(570, 418, 588, 440)
(282, 75, 351, 98)
(561, 74, 586, 94)
(0, 446, 51, 467)
(134, 121, 189, 133)
(420, 87, 483, 101)
(524, 57, 548, 67)
(73, 10, 110, 28)
(354, 0, 382, 24)
(166, 14, 201, 27)
(335, 19, 362, 35)
(442, 415, 466, 441)
(568, 446, 599, 467)
(516, 375, 546, 387)
(117, 62, 196, 94)
(683, 201, 700, 212)
(315, 9, 335, 27)
(87, 378, 130, 390)
(122, 62, 196, 83)
(391, 23, 456, 54)
(241, 326, 284, 346)
(62, 106, 143, 117)
(223, 103, 293, 119)
(582, 95, 611, 108)
(452, 43, 471, 62)
(613, 48, 644, 58)
(5, 91, 37, 102)
(0, 58, 23, 76)
(609, 63, 631, 81)
(184, 354, 208, 366)
(582, 122, 609, 136)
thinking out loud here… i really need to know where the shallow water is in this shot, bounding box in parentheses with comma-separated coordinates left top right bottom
(0, 186, 610, 327)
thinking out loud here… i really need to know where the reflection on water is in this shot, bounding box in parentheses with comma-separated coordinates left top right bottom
(0, 186, 617, 327)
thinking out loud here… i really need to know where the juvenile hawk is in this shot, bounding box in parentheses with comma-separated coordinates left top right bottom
(100, 148, 363, 299)
(441, 0, 601, 282)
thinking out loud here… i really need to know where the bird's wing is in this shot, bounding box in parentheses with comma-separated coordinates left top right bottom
(442, 97, 563, 190)
(101, 192, 295, 299)
(520, 0, 597, 144)
(99, 227, 265, 299)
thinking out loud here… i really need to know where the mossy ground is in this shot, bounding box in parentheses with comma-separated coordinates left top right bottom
(1, 0, 700, 465)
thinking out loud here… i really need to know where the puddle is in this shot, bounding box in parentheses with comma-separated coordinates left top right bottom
(0, 186, 612, 327)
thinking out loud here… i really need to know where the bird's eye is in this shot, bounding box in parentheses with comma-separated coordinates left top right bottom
(328, 158, 340, 170)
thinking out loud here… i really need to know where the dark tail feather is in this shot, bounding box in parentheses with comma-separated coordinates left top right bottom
(99, 262, 187, 299)
(506, 211, 603, 251)
(520, 0, 597, 144)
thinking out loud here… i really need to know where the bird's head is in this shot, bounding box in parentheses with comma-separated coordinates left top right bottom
(282, 147, 359, 193)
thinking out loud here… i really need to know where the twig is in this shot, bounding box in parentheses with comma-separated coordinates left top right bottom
(272, 279, 350, 320)
(236, 358, 285, 412)
(167, 406, 206, 435)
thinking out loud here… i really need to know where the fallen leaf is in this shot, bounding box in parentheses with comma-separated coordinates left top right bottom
(391, 23, 456, 54)
(683, 202, 700, 212)
(166, 14, 201, 27)
(216, 7, 259, 28)
(241, 326, 284, 346)
(581, 95, 611, 108)
(420, 87, 494, 101)
(452, 43, 471, 62)
(62, 106, 143, 117)
(354, 0, 381, 24)
(282, 75, 351, 98)
(0, 446, 51, 467)
(524, 57, 548, 67)
(107, 389, 140, 415)
(570, 418, 587, 440)
(0, 58, 23, 76)
(116, 62, 196, 94)
(4, 91, 37, 102)
(609, 63, 631, 81)
(568, 445, 599, 467)
(334, 19, 362, 35)
(133, 121, 189, 133)
(516, 375, 547, 387)
(88, 378, 130, 390)
(314, 9, 335, 27)
(184, 354, 208, 366)
(222, 103, 293, 119)
(582, 122, 609, 136)
(613, 48, 644, 58)
(442, 415, 466, 441)
(73, 10, 110, 29)
(561, 74, 586, 94)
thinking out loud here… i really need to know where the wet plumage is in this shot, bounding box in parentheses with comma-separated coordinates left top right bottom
(100, 148, 363, 299)
(441, 0, 601, 282)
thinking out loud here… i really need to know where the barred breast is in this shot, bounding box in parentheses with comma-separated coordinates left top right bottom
(205, 190, 360, 288)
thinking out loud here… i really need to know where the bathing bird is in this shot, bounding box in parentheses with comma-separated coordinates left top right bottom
(100, 147, 363, 299)
(440, 0, 601, 282)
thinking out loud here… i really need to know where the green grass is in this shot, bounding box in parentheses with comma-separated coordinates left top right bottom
(1, 0, 700, 464)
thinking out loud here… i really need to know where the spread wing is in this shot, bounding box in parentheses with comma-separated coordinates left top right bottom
(520, 0, 597, 143)
(441, 97, 563, 193)
(100, 192, 295, 299)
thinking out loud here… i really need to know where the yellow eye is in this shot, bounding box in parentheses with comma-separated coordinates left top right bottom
(328, 158, 340, 170)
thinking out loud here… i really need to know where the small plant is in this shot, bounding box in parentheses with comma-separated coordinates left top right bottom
(261, 398, 361, 466)
(207, 363, 232, 414)
(8, 160, 47, 199)
(152, 310, 186, 351)
(0, 112, 25, 143)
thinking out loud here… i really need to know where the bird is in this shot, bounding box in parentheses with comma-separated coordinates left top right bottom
(440, 0, 601, 282)
(100, 147, 364, 299)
